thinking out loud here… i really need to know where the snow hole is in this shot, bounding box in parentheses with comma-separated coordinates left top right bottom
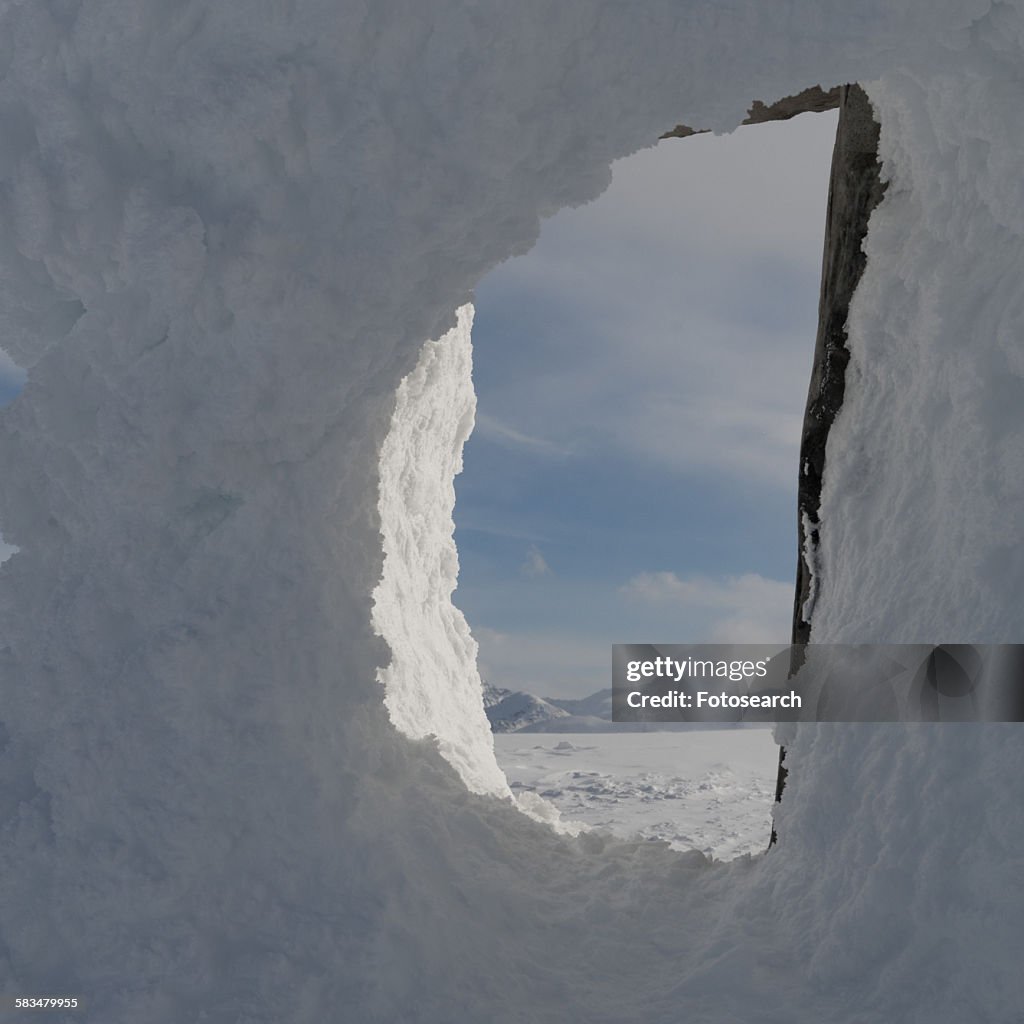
(376, 111, 838, 860)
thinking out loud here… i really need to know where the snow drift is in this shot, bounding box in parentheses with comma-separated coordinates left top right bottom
(0, 1, 1021, 1021)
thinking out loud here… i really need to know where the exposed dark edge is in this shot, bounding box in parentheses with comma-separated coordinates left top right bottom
(660, 84, 841, 140)
(791, 84, 886, 649)
(770, 84, 887, 847)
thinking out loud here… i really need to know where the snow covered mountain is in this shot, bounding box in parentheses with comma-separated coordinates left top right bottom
(484, 683, 623, 732)
(482, 683, 571, 732)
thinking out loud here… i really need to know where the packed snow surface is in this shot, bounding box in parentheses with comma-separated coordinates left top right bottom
(494, 730, 778, 860)
(0, 1, 1022, 1022)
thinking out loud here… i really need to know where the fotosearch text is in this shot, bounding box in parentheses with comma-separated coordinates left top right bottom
(626, 689, 801, 710)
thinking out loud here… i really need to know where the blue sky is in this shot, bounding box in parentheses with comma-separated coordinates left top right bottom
(455, 111, 838, 698)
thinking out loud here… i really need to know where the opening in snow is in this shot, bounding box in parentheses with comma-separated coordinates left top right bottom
(451, 111, 839, 859)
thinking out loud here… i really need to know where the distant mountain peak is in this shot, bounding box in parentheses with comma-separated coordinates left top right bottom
(483, 684, 616, 733)
(482, 684, 570, 732)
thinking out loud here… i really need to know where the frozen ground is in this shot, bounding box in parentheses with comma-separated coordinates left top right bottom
(494, 729, 778, 860)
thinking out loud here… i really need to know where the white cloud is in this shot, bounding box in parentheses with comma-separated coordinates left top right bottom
(521, 545, 551, 577)
(454, 517, 549, 544)
(473, 412, 573, 457)
(622, 570, 792, 643)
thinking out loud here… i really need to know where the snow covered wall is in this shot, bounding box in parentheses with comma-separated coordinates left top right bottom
(373, 304, 510, 798)
(0, 1, 1021, 1021)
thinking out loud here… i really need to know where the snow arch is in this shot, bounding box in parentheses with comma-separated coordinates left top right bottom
(0, 2, 1022, 1021)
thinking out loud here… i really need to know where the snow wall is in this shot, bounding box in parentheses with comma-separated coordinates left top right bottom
(0, 2, 1022, 1021)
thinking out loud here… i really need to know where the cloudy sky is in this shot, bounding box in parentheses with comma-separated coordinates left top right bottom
(455, 110, 839, 698)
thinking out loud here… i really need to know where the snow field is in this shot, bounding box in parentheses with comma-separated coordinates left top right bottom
(494, 731, 778, 860)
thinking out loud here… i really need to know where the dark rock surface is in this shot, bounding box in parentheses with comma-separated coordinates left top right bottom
(783, 85, 885, 844)
(792, 83, 886, 648)
(660, 83, 841, 139)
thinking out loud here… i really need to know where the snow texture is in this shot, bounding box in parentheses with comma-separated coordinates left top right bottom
(800, 510, 819, 622)
(374, 306, 508, 796)
(495, 730, 777, 860)
(0, 1, 1021, 1021)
